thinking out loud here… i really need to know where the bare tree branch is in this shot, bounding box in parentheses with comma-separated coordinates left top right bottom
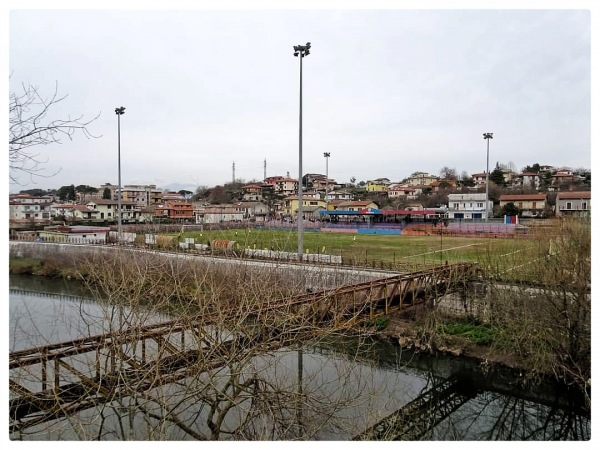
(9, 80, 101, 184)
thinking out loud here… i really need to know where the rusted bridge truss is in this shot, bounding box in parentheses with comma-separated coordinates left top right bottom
(9, 263, 478, 434)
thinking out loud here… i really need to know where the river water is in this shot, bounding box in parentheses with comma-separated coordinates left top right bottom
(8, 275, 590, 441)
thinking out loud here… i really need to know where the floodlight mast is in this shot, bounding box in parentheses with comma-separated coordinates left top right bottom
(115, 106, 126, 242)
(483, 132, 493, 222)
(293, 42, 311, 261)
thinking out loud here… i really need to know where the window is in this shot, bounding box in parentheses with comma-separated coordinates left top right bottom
(453, 203, 459, 209)
(566, 202, 572, 210)
(532, 202, 537, 209)
(582, 202, 587, 210)
(477, 203, 483, 208)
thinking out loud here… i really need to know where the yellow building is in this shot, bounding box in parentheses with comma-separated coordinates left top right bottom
(282, 196, 326, 217)
(366, 178, 390, 192)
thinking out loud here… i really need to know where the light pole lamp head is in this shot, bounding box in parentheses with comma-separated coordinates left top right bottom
(483, 132, 493, 139)
(293, 42, 311, 57)
(115, 106, 126, 115)
(324, 152, 330, 157)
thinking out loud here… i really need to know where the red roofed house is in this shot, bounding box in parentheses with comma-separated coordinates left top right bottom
(556, 191, 591, 217)
(154, 200, 194, 221)
(499, 194, 547, 218)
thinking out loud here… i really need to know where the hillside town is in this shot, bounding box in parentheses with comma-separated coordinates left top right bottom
(9, 163, 591, 233)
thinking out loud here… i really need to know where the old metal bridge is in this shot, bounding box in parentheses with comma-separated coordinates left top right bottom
(9, 262, 478, 434)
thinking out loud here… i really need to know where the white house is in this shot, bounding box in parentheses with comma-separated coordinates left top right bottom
(86, 199, 142, 223)
(325, 189, 354, 202)
(52, 203, 99, 221)
(9, 195, 53, 226)
(39, 225, 111, 243)
(447, 193, 492, 220)
(195, 205, 245, 224)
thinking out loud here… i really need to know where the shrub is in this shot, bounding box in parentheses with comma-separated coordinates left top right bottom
(439, 322, 496, 346)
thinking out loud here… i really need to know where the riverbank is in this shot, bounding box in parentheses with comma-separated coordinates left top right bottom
(376, 309, 528, 372)
(6, 259, 532, 377)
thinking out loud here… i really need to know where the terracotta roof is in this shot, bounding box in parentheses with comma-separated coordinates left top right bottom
(499, 194, 547, 201)
(557, 191, 591, 199)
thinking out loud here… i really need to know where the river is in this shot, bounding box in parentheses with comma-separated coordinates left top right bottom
(8, 274, 590, 441)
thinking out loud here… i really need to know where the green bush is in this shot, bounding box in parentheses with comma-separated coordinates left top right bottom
(439, 322, 496, 346)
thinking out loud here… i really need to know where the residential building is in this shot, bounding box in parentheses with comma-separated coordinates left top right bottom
(282, 196, 326, 217)
(39, 225, 111, 244)
(498, 194, 547, 218)
(233, 201, 269, 222)
(267, 177, 298, 196)
(9, 195, 53, 226)
(387, 184, 416, 199)
(52, 204, 99, 221)
(154, 200, 194, 221)
(161, 192, 186, 201)
(447, 193, 491, 220)
(241, 183, 263, 201)
(194, 205, 245, 224)
(99, 183, 163, 206)
(122, 184, 163, 207)
(302, 205, 326, 220)
(406, 172, 439, 187)
(514, 172, 542, 190)
(86, 199, 141, 223)
(366, 178, 391, 192)
(325, 189, 354, 202)
(552, 171, 576, 187)
(471, 172, 488, 187)
(311, 176, 336, 192)
(430, 179, 458, 192)
(556, 191, 591, 217)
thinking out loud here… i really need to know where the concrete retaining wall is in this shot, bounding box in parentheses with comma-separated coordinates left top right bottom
(9, 241, 394, 292)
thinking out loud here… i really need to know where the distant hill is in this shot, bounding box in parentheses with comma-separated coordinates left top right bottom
(159, 182, 197, 193)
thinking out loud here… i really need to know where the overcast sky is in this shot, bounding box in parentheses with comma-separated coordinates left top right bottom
(5, 1, 595, 193)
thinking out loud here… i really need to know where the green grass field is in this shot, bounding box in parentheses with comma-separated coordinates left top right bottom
(182, 227, 538, 271)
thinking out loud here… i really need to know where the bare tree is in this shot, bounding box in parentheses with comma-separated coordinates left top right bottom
(9, 81, 100, 184)
(439, 166, 458, 180)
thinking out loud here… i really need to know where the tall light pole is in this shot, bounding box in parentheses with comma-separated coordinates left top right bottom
(115, 106, 126, 242)
(483, 132, 493, 222)
(323, 152, 330, 212)
(293, 42, 310, 262)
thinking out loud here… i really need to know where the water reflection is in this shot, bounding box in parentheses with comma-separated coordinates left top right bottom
(8, 275, 590, 441)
